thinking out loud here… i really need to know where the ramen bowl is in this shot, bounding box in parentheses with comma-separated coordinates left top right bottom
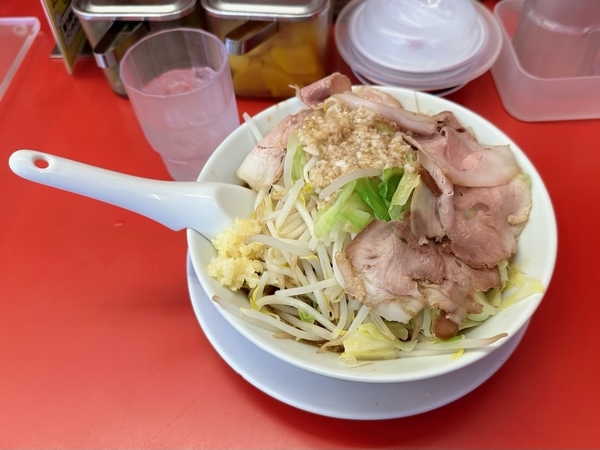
(188, 86, 557, 384)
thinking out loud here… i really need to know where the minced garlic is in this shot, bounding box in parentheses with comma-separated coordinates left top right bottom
(296, 105, 411, 192)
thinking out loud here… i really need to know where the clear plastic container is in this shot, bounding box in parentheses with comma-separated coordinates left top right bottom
(491, 0, 600, 122)
(335, 0, 502, 92)
(0, 17, 40, 102)
(349, 0, 484, 73)
(512, 0, 600, 78)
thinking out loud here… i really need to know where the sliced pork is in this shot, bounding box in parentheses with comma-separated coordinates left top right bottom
(410, 181, 445, 244)
(432, 110, 468, 131)
(416, 144, 455, 240)
(336, 219, 444, 323)
(415, 113, 521, 187)
(352, 86, 404, 109)
(420, 252, 501, 325)
(295, 72, 352, 107)
(237, 109, 311, 190)
(411, 161, 531, 268)
(240, 73, 352, 190)
(443, 174, 532, 268)
(336, 217, 502, 336)
(408, 111, 529, 264)
(327, 93, 437, 136)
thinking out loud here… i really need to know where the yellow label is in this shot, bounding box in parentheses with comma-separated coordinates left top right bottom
(40, 0, 87, 73)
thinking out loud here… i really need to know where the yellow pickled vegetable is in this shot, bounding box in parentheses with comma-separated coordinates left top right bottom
(228, 54, 250, 73)
(232, 59, 269, 97)
(270, 44, 321, 76)
(261, 66, 296, 98)
(227, 19, 328, 97)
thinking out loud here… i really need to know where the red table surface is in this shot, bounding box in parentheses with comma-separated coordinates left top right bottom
(2, 1, 600, 448)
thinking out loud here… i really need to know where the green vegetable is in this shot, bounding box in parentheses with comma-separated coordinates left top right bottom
(314, 180, 358, 238)
(291, 146, 306, 184)
(355, 166, 420, 221)
(389, 169, 420, 219)
(341, 322, 416, 361)
(498, 264, 545, 311)
(339, 193, 372, 233)
(355, 178, 391, 221)
(385, 321, 410, 340)
(298, 308, 316, 324)
(314, 163, 423, 238)
(287, 131, 306, 184)
(373, 120, 395, 136)
(379, 167, 404, 202)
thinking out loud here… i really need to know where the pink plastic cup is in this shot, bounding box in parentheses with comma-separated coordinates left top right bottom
(120, 28, 240, 181)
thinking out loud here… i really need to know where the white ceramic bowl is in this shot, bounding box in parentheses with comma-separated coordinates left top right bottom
(188, 86, 557, 384)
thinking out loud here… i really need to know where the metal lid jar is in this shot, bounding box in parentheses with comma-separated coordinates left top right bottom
(73, 0, 204, 95)
(201, 0, 332, 98)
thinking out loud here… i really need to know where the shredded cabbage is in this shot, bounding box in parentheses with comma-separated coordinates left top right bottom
(340, 322, 409, 362)
(313, 180, 358, 238)
(389, 163, 420, 219)
(313, 166, 421, 239)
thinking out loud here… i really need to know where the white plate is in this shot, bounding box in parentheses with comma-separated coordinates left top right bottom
(188, 86, 557, 384)
(187, 255, 528, 420)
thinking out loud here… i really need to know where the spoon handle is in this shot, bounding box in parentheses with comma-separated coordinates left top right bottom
(8, 149, 254, 239)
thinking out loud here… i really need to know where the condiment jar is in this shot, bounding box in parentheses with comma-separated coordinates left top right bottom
(201, 0, 332, 98)
(73, 0, 205, 96)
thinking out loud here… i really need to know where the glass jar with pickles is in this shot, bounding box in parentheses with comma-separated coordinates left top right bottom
(201, 0, 332, 99)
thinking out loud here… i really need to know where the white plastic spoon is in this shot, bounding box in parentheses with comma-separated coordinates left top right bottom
(8, 149, 256, 241)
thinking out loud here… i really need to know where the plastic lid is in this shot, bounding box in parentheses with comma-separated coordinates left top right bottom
(349, 0, 484, 73)
(0, 18, 40, 103)
(335, 0, 502, 92)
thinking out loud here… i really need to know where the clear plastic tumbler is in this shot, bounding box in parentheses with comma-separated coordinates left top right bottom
(512, 0, 600, 78)
(120, 28, 240, 181)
